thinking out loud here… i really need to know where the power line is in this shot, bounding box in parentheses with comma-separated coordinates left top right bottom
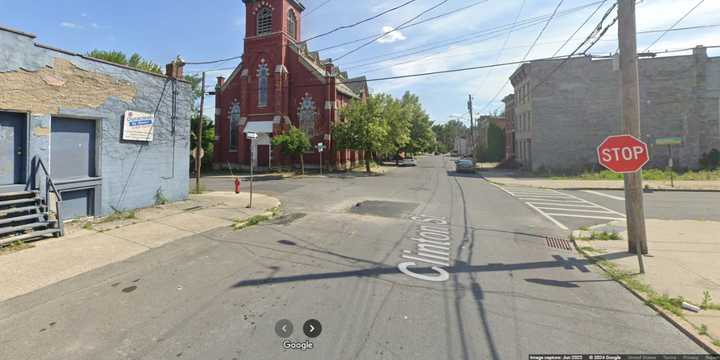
(552, 0, 608, 57)
(315, 0, 491, 52)
(479, 0, 568, 113)
(530, 3, 618, 94)
(303, 0, 333, 17)
(333, 0, 452, 62)
(642, 0, 705, 52)
(304, 0, 418, 42)
(184, 55, 243, 66)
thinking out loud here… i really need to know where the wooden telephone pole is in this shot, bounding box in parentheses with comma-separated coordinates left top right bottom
(195, 72, 206, 194)
(468, 95, 475, 162)
(618, 0, 648, 271)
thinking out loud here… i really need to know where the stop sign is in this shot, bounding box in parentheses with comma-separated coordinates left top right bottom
(597, 135, 650, 173)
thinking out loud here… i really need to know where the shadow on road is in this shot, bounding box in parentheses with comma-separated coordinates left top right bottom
(230, 255, 592, 288)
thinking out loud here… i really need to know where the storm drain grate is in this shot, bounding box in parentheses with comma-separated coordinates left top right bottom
(545, 236, 573, 251)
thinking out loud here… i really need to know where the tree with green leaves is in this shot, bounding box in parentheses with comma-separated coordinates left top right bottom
(190, 114, 215, 173)
(272, 126, 312, 175)
(400, 92, 436, 155)
(378, 94, 411, 165)
(86, 50, 163, 74)
(334, 94, 388, 173)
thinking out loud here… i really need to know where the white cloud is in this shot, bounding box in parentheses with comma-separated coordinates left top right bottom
(377, 26, 407, 44)
(60, 22, 82, 29)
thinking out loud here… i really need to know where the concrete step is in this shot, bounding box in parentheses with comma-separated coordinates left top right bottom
(0, 197, 40, 208)
(0, 228, 61, 246)
(0, 191, 37, 198)
(0, 213, 45, 226)
(0, 221, 51, 236)
(0, 205, 43, 217)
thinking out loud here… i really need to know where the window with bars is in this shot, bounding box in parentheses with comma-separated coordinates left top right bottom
(288, 10, 297, 39)
(257, 7, 272, 35)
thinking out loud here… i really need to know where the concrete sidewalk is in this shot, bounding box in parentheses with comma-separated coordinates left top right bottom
(575, 219, 720, 352)
(0, 191, 280, 302)
(483, 173, 720, 191)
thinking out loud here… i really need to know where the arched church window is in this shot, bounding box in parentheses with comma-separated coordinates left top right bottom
(288, 10, 297, 39)
(257, 62, 270, 107)
(257, 7, 272, 35)
(229, 101, 241, 151)
(298, 93, 317, 138)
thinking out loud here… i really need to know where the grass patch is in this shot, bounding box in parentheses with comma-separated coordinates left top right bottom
(0, 240, 34, 255)
(579, 246, 606, 254)
(698, 324, 709, 336)
(701, 290, 720, 311)
(100, 209, 137, 223)
(578, 226, 590, 231)
(530, 169, 720, 181)
(575, 246, 685, 316)
(575, 231, 622, 241)
(82, 222, 94, 230)
(713, 339, 720, 347)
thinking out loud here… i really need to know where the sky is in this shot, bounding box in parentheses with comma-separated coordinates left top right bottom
(2, 0, 719, 126)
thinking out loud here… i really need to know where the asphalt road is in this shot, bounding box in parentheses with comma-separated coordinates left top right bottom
(0, 156, 706, 359)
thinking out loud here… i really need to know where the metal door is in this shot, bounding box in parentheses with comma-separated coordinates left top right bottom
(0, 112, 27, 185)
(51, 117, 96, 180)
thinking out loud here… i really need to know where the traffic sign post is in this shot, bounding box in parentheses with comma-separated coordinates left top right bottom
(317, 142, 325, 176)
(597, 134, 649, 273)
(246, 132, 258, 208)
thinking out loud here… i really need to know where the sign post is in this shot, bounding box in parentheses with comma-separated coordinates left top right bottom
(246, 132, 258, 208)
(656, 137, 682, 188)
(317, 142, 325, 176)
(597, 134, 650, 273)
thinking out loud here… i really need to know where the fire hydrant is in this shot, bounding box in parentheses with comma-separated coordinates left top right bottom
(234, 177, 241, 194)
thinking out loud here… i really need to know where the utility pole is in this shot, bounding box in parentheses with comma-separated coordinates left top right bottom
(195, 72, 205, 194)
(467, 95, 475, 162)
(618, 0, 647, 272)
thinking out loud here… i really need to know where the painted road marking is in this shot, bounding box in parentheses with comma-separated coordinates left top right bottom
(490, 183, 626, 230)
(582, 190, 626, 201)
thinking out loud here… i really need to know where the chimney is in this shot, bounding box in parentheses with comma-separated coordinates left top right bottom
(324, 62, 335, 76)
(693, 45, 707, 58)
(165, 56, 185, 79)
(216, 76, 226, 89)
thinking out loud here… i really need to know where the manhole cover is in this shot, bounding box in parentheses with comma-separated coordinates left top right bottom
(349, 201, 419, 219)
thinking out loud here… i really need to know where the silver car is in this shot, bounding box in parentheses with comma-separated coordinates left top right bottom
(455, 159, 476, 173)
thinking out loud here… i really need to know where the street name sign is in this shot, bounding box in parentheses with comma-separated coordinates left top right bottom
(597, 135, 650, 173)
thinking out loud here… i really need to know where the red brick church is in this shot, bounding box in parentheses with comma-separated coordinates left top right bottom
(213, 0, 369, 170)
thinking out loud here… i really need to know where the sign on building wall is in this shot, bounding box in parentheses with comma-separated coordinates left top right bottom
(122, 111, 155, 142)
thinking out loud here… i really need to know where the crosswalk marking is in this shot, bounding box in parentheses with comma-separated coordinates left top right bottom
(490, 183, 627, 230)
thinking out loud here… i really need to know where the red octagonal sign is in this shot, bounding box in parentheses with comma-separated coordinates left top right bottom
(597, 135, 650, 173)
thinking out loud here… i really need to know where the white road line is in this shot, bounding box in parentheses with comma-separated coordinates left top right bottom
(554, 191, 626, 217)
(526, 202, 569, 230)
(582, 190, 626, 201)
(528, 202, 601, 208)
(511, 194, 575, 198)
(544, 213, 627, 221)
(519, 198, 587, 203)
(534, 207, 620, 214)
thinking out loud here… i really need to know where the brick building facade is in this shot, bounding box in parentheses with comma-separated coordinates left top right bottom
(508, 46, 720, 171)
(213, 0, 369, 171)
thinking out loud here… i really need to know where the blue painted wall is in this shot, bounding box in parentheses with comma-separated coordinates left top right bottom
(0, 27, 192, 217)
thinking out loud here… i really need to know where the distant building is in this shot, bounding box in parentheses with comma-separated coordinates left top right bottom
(502, 94, 516, 161)
(454, 137, 470, 156)
(508, 46, 720, 171)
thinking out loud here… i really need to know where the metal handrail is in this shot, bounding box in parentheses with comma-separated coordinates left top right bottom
(30, 156, 64, 236)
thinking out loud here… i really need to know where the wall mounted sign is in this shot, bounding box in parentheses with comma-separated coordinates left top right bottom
(123, 111, 155, 142)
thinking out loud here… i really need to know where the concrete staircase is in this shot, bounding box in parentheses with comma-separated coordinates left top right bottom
(0, 190, 62, 246)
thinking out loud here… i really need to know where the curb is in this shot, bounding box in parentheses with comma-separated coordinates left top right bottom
(482, 180, 720, 193)
(570, 239, 719, 355)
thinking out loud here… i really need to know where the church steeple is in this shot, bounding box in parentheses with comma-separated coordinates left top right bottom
(242, 0, 305, 41)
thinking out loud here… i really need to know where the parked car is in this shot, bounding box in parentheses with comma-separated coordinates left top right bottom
(455, 159, 476, 173)
(399, 157, 417, 167)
